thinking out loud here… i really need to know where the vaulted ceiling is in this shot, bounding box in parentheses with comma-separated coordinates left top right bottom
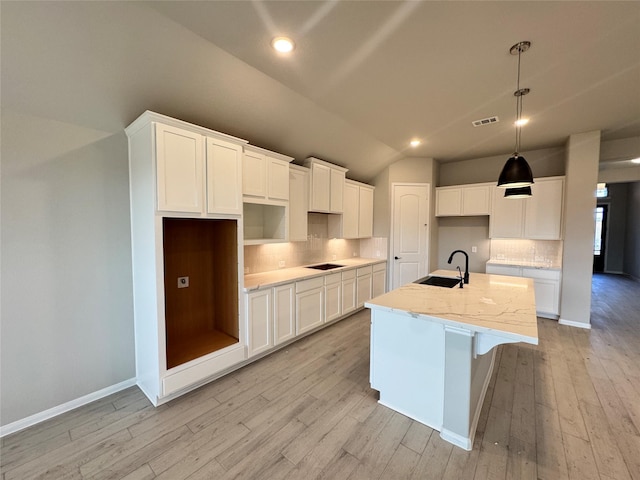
(2, 1, 639, 181)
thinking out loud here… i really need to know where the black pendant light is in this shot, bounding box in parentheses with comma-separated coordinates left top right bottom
(498, 41, 534, 194)
(504, 186, 532, 198)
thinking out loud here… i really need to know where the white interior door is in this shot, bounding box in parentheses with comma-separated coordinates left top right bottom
(391, 183, 430, 290)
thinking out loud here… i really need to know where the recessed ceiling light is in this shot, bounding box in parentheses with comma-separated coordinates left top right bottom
(271, 37, 295, 53)
(631, 157, 640, 164)
(410, 139, 421, 147)
(514, 118, 529, 126)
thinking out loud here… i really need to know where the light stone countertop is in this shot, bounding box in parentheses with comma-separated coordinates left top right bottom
(243, 257, 386, 292)
(365, 269, 538, 345)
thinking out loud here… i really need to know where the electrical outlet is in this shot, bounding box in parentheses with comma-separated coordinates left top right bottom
(497, 254, 505, 260)
(177, 276, 189, 288)
(471, 246, 477, 253)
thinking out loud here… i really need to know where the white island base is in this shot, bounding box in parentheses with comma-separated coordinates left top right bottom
(367, 270, 538, 450)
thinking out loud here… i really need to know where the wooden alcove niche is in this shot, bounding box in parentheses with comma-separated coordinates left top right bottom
(163, 218, 239, 369)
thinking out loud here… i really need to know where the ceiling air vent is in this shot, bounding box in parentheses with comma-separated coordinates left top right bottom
(472, 116, 499, 127)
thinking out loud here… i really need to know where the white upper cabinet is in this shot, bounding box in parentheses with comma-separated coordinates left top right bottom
(242, 145, 293, 204)
(304, 157, 348, 214)
(330, 168, 345, 213)
(524, 178, 564, 239)
(358, 184, 374, 238)
(328, 179, 374, 239)
(490, 176, 564, 239)
(490, 187, 525, 238)
(155, 123, 204, 213)
(435, 187, 461, 217)
(289, 165, 310, 242)
(137, 112, 246, 216)
(341, 181, 359, 239)
(268, 158, 290, 201)
(242, 149, 267, 198)
(462, 185, 492, 216)
(435, 183, 491, 217)
(205, 136, 243, 215)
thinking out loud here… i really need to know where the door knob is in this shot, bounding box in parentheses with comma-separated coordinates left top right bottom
(394, 256, 402, 260)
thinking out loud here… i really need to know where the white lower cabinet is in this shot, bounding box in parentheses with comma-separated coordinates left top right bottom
(296, 277, 324, 335)
(342, 269, 357, 315)
(325, 273, 342, 323)
(246, 289, 273, 357)
(356, 266, 373, 308)
(486, 264, 561, 319)
(372, 263, 387, 298)
(274, 283, 295, 345)
(522, 267, 561, 318)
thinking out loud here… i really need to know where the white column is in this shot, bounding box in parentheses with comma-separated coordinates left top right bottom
(560, 131, 601, 328)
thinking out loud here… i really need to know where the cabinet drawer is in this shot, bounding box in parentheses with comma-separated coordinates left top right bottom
(357, 266, 372, 277)
(163, 344, 245, 396)
(296, 276, 324, 293)
(324, 272, 341, 285)
(342, 269, 356, 281)
(372, 262, 386, 273)
(522, 267, 561, 281)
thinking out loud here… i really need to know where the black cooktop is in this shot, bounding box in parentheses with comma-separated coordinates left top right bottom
(306, 263, 344, 271)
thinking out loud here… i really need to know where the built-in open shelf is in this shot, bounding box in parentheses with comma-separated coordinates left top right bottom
(163, 217, 239, 370)
(166, 329, 238, 369)
(243, 202, 288, 244)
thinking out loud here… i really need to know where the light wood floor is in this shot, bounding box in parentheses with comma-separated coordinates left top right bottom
(2, 273, 639, 480)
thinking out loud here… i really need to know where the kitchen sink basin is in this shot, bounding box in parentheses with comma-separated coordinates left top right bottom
(306, 263, 344, 271)
(414, 275, 461, 288)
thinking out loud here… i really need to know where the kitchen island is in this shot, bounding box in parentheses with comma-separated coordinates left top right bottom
(365, 270, 538, 450)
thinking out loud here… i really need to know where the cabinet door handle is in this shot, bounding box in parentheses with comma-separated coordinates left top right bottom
(394, 256, 402, 260)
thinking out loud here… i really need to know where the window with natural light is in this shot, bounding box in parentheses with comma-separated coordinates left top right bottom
(594, 206, 604, 255)
(596, 182, 608, 198)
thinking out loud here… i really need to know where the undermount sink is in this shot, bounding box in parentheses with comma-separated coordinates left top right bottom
(306, 263, 344, 271)
(414, 275, 461, 288)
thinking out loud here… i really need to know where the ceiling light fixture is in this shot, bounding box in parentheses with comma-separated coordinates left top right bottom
(271, 36, 295, 53)
(514, 118, 529, 127)
(631, 157, 640, 164)
(498, 41, 534, 197)
(410, 139, 421, 147)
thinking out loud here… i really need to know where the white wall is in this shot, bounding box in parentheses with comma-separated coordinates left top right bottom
(438, 147, 565, 187)
(560, 131, 601, 328)
(436, 217, 490, 273)
(1, 112, 136, 426)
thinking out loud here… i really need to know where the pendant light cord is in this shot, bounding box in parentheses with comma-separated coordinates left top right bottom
(514, 48, 522, 155)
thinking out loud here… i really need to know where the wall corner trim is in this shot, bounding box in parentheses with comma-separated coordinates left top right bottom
(0, 378, 137, 438)
(558, 318, 592, 330)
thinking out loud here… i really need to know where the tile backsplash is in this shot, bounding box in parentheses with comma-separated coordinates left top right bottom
(244, 213, 388, 274)
(490, 239, 563, 267)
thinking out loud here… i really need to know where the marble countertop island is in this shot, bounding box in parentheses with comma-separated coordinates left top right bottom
(366, 269, 538, 451)
(366, 269, 538, 345)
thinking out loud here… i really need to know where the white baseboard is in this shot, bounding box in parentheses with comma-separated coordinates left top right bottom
(440, 428, 473, 451)
(559, 318, 592, 329)
(0, 377, 137, 438)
